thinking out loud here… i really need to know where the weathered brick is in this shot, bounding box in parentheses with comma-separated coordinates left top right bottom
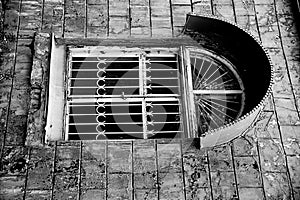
(130, 6, 150, 27)
(273, 71, 294, 98)
(0, 176, 25, 196)
(107, 188, 131, 200)
(109, 0, 129, 16)
(185, 187, 212, 200)
(210, 172, 235, 187)
(25, 190, 52, 199)
(159, 173, 184, 200)
(207, 145, 233, 172)
(6, 114, 28, 145)
(52, 190, 77, 200)
(87, 0, 106, 4)
(236, 15, 259, 38)
(151, 27, 173, 37)
(192, 0, 212, 15)
(54, 174, 79, 192)
(172, 0, 190, 4)
(65, 0, 85, 17)
(172, 5, 190, 26)
(131, 27, 151, 37)
(55, 159, 79, 175)
(258, 138, 287, 172)
(274, 97, 300, 125)
(281, 126, 300, 156)
(81, 189, 106, 200)
(27, 149, 53, 190)
(151, 6, 171, 17)
(157, 142, 181, 173)
(81, 160, 106, 189)
(262, 172, 291, 199)
(212, 185, 237, 200)
(267, 47, 287, 72)
(131, 0, 148, 6)
(233, 0, 255, 16)
(87, 26, 107, 38)
(275, 0, 293, 15)
(87, 5, 108, 27)
(82, 141, 106, 161)
(134, 172, 157, 189)
(109, 17, 130, 37)
(213, 4, 235, 22)
(134, 189, 158, 199)
(64, 17, 85, 38)
(238, 188, 265, 200)
(133, 157, 155, 173)
(235, 157, 262, 187)
(107, 173, 131, 190)
(107, 141, 131, 173)
(183, 150, 209, 191)
(287, 156, 300, 187)
(233, 136, 257, 156)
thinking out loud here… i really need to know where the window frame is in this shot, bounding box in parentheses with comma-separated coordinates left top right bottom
(45, 40, 244, 142)
(45, 43, 197, 141)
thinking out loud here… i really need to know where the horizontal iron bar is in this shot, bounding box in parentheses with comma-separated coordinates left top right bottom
(71, 60, 178, 63)
(69, 77, 179, 80)
(68, 112, 180, 116)
(71, 69, 139, 71)
(150, 86, 179, 88)
(69, 122, 143, 125)
(69, 103, 181, 108)
(71, 61, 139, 63)
(151, 121, 182, 124)
(69, 86, 179, 89)
(68, 96, 180, 102)
(70, 77, 139, 80)
(193, 90, 243, 95)
(67, 130, 182, 135)
(69, 86, 139, 89)
(146, 69, 178, 71)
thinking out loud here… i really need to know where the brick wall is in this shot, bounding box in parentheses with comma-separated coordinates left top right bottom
(0, 0, 300, 199)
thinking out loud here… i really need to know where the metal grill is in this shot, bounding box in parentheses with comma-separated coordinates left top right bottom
(185, 48, 245, 134)
(65, 48, 184, 140)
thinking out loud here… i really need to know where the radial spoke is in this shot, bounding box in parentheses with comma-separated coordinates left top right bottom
(194, 59, 205, 88)
(198, 103, 223, 127)
(208, 96, 241, 104)
(195, 64, 220, 89)
(192, 57, 197, 76)
(201, 98, 239, 112)
(197, 99, 223, 123)
(197, 102, 220, 127)
(202, 71, 229, 89)
(209, 78, 235, 89)
(196, 62, 213, 87)
(200, 98, 235, 121)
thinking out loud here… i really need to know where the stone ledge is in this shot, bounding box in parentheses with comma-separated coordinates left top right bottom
(26, 32, 51, 146)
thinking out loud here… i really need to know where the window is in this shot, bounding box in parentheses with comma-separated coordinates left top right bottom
(43, 45, 248, 141)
